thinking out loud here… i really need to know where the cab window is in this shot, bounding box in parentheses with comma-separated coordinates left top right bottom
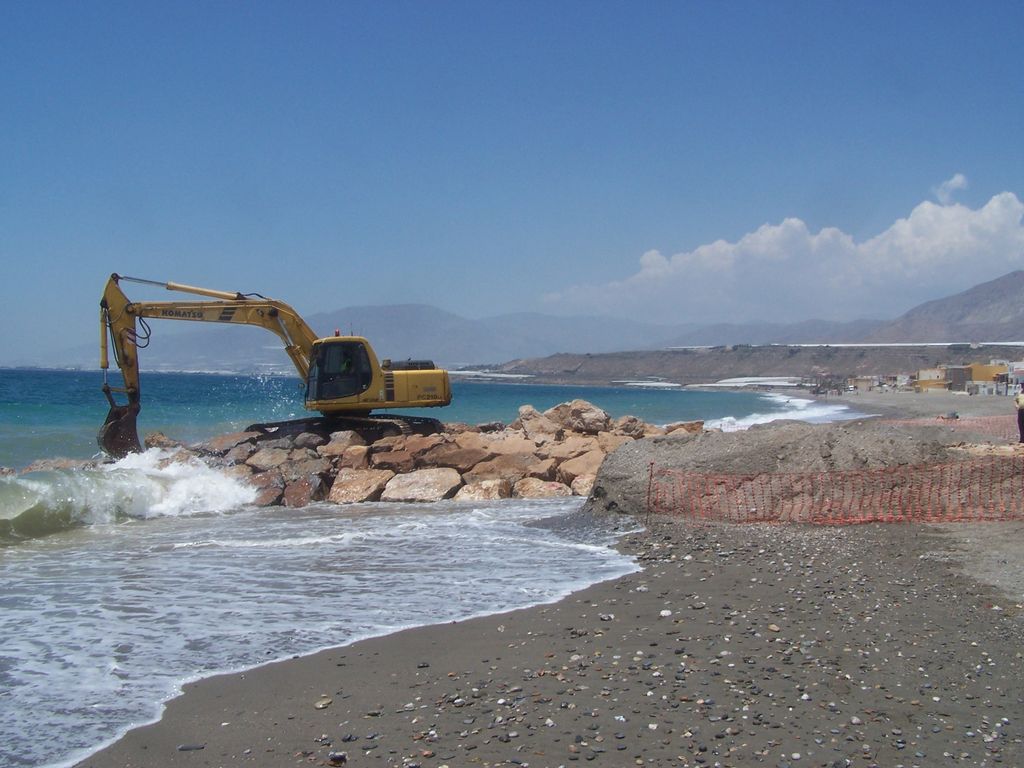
(306, 341, 372, 401)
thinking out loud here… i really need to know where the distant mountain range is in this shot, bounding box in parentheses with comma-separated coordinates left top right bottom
(64, 270, 1024, 372)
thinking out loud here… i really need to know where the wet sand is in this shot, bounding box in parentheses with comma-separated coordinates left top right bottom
(75, 391, 1024, 768)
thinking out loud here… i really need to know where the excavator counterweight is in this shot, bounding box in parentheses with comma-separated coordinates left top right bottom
(98, 274, 451, 456)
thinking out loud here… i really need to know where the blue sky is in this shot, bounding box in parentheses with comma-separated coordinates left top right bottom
(2, 1, 1023, 363)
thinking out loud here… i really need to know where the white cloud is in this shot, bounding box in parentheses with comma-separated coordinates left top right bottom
(934, 173, 969, 205)
(545, 190, 1024, 324)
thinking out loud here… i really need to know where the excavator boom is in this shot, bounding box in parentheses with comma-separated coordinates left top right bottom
(98, 273, 450, 457)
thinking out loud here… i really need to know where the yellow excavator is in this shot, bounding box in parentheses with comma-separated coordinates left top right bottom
(99, 274, 451, 457)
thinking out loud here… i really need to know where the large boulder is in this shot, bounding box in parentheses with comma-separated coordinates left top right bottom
(283, 475, 326, 507)
(462, 453, 536, 485)
(246, 447, 291, 472)
(525, 457, 558, 481)
(224, 440, 257, 465)
(597, 432, 634, 453)
(280, 457, 332, 484)
(317, 430, 367, 458)
(403, 433, 446, 458)
(516, 405, 564, 440)
(371, 450, 416, 473)
(541, 435, 599, 461)
(293, 432, 327, 450)
(339, 445, 370, 470)
(193, 431, 260, 455)
(557, 449, 606, 485)
(513, 477, 573, 498)
(612, 415, 647, 439)
(454, 431, 492, 452)
(328, 468, 395, 504)
(381, 468, 463, 503)
(454, 479, 512, 501)
(248, 469, 284, 507)
(570, 473, 596, 497)
(419, 443, 495, 473)
(544, 400, 611, 435)
(485, 431, 539, 456)
(665, 420, 704, 435)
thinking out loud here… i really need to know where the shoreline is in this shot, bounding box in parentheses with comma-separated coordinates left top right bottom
(76, 517, 1024, 768)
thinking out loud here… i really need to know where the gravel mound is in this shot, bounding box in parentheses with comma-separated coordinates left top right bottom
(586, 418, 980, 517)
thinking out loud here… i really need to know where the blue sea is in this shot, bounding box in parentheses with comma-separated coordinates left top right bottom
(0, 368, 863, 768)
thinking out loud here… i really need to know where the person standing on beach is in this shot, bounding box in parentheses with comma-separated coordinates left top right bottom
(1016, 387, 1024, 443)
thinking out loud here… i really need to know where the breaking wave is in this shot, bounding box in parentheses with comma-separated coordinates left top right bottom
(705, 393, 866, 432)
(0, 450, 256, 544)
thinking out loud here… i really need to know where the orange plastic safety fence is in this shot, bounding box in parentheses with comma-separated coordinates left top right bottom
(648, 454, 1024, 524)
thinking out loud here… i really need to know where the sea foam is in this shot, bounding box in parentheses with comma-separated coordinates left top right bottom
(0, 449, 256, 542)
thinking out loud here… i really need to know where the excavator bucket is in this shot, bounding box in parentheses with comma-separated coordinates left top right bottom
(98, 403, 142, 458)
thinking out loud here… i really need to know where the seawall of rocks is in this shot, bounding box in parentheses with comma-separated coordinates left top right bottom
(144, 399, 703, 507)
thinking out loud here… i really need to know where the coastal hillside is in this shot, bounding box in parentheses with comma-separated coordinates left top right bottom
(495, 344, 1024, 386)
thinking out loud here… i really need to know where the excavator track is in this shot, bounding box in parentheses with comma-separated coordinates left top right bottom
(244, 413, 446, 442)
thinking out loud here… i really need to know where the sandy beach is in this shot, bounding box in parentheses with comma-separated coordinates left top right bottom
(75, 391, 1024, 768)
(831, 389, 1016, 421)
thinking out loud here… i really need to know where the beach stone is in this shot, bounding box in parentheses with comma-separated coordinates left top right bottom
(462, 453, 536, 485)
(0, 467, 15, 476)
(513, 477, 572, 498)
(557, 449, 606, 485)
(317, 430, 367, 458)
(293, 431, 327, 450)
(454, 478, 512, 500)
(571, 473, 596, 496)
(517, 405, 564, 440)
(381, 468, 462, 502)
(283, 475, 325, 507)
(246, 447, 291, 471)
(328, 468, 395, 504)
(339, 445, 370, 470)
(371, 449, 416, 473)
(544, 399, 611, 435)
(419, 443, 494, 473)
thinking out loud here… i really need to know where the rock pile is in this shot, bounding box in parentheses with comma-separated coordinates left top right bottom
(155, 399, 703, 507)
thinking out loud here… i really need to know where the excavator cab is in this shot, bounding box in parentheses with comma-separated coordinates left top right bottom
(305, 339, 374, 402)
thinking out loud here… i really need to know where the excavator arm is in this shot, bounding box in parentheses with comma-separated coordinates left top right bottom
(99, 273, 320, 456)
